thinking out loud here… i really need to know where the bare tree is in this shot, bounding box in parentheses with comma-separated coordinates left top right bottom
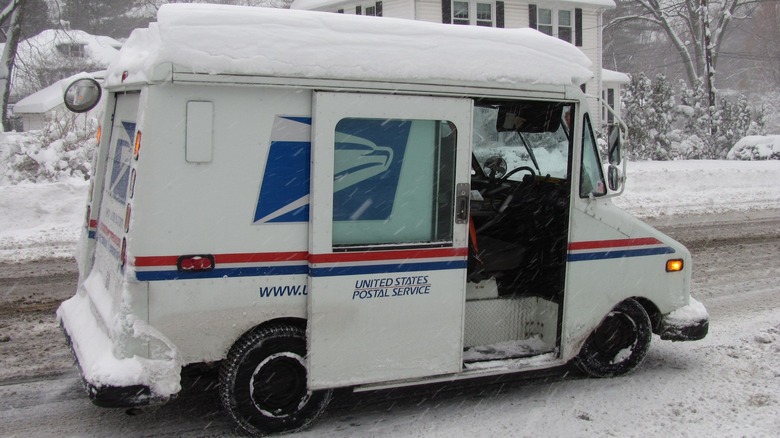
(1, 0, 24, 131)
(747, 2, 780, 88)
(607, 0, 765, 100)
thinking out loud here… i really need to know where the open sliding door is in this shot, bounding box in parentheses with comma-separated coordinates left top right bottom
(307, 92, 473, 389)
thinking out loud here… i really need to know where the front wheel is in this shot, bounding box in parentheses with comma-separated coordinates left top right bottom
(575, 299, 652, 378)
(219, 324, 332, 436)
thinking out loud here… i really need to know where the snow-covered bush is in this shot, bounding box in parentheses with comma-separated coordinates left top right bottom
(623, 74, 678, 160)
(727, 136, 780, 160)
(2, 112, 97, 184)
(622, 75, 766, 160)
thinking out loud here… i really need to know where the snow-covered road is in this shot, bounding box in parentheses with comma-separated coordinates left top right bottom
(2, 210, 779, 437)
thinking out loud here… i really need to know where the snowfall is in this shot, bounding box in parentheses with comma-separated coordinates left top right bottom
(0, 159, 777, 264)
(1, 157, 779, 436)
(1, 4, 780, 436)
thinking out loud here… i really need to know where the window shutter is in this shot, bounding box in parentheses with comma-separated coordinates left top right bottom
(575, 8, 583, 47)
(496, 1, 505, 28)
(376, 1, 383, 17)
(356, 5, 362, 14)
(337, 9, 344, 13)
(529, 4, 537, 29)
(442, 0, 451, 24)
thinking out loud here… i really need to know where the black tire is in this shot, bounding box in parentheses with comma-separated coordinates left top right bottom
(219, 324, 332, 436)
(575, 299, 652, 378)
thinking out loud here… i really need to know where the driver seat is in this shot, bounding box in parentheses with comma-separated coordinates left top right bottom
(468, 229, 527, 283)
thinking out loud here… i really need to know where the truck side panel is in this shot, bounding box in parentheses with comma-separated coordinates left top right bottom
(129, 85, 312, 363)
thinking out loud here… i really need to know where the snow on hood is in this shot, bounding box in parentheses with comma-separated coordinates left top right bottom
(106, 3, 593, 88)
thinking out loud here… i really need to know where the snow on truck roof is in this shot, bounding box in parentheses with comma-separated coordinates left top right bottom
(106, 4, 593, 89)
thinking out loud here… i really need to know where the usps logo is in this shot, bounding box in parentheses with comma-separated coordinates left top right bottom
(108, 121, 135, 204)
(254, 116, 408, 224)
(254, 117, 312, 223)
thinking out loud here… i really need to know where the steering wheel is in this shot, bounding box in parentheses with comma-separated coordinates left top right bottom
(501, 166, 536, 182)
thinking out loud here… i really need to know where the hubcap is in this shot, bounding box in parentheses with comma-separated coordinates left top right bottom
(249, 352, 310, 418)
(592, 312, 637, 361)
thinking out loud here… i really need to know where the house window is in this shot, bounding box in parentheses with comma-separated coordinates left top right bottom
(56, 43, 86, 57)
(607, 88, 615, 124)
(558, 10, 572, 43)
(537, 8, 573, 43)
(452, 1, 495, 27)
(453, 1, 470, 24)
(538, 8, 553, 35)
(356, 2, 382, 16)
(476, 3, 493, 26)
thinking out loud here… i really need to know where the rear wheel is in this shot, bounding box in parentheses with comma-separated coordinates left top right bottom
(219, 324, 332, 436)
(575, 299, 652, 378)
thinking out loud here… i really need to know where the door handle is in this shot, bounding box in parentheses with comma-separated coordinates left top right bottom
(455, 183, 469, 224)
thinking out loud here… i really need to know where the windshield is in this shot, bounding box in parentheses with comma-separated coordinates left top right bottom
(473, 101, 573, 180)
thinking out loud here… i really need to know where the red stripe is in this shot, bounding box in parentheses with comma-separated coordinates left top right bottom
(134, 251, 308, 267)
(568, 238, 662, 251)
(134, 256, 179, 267)
(309, 247, 468, 264)
(98, 223, 121, 246)
(89, 219, 98, 228)
(216, 252, 308, 264)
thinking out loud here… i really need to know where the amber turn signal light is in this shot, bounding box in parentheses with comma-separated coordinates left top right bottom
(666, 259, 684, 272)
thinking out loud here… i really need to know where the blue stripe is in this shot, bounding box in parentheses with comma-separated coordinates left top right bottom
(88, 231, 96, 239)
(281, 116, 312, 125)
(309, 260, 467, 277)
(136, 265, 308, 281)
(568, 247, 675, 262)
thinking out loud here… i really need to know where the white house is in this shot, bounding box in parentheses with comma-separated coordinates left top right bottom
(602, 67, 630, 127)
(5, 29, 120, 131)
(12, 71, 104, 131)
(291, 0, 624, 130)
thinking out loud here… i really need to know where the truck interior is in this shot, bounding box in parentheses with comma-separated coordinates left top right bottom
(463, 99, 574, 364)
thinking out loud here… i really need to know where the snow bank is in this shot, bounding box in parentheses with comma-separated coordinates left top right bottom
(106, 4, 593, 88)
(727, 135, 780, 160)
(613, 160, 780, 218)
(0, 179, 88, 262)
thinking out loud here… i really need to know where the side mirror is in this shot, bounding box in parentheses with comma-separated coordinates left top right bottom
(607, 164, 623, 191)
(63, 78, 102, 113)
(607, 124, 622, 165)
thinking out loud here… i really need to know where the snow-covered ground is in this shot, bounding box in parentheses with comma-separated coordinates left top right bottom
(1, 160, 778, 263)
(0, 178, 88, 263)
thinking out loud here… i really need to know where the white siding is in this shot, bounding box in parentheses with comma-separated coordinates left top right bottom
(416, 0, 443, 23)
(581, 8, 602, 128)
(504, 1, 528, 28)
(385, 0, 415, 18)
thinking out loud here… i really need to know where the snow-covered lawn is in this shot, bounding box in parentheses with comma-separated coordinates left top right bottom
(1, 160, 778, 263)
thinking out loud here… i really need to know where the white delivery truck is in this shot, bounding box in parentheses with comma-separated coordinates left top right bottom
(58, 4, 709, 436)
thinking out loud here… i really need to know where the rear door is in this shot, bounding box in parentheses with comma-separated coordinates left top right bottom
(92, 92, 139, 294)
(307, 92, 473, 389)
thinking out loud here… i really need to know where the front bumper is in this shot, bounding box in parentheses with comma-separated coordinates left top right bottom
(658, 297, 709, 341)
(57, 291, 181, 408)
